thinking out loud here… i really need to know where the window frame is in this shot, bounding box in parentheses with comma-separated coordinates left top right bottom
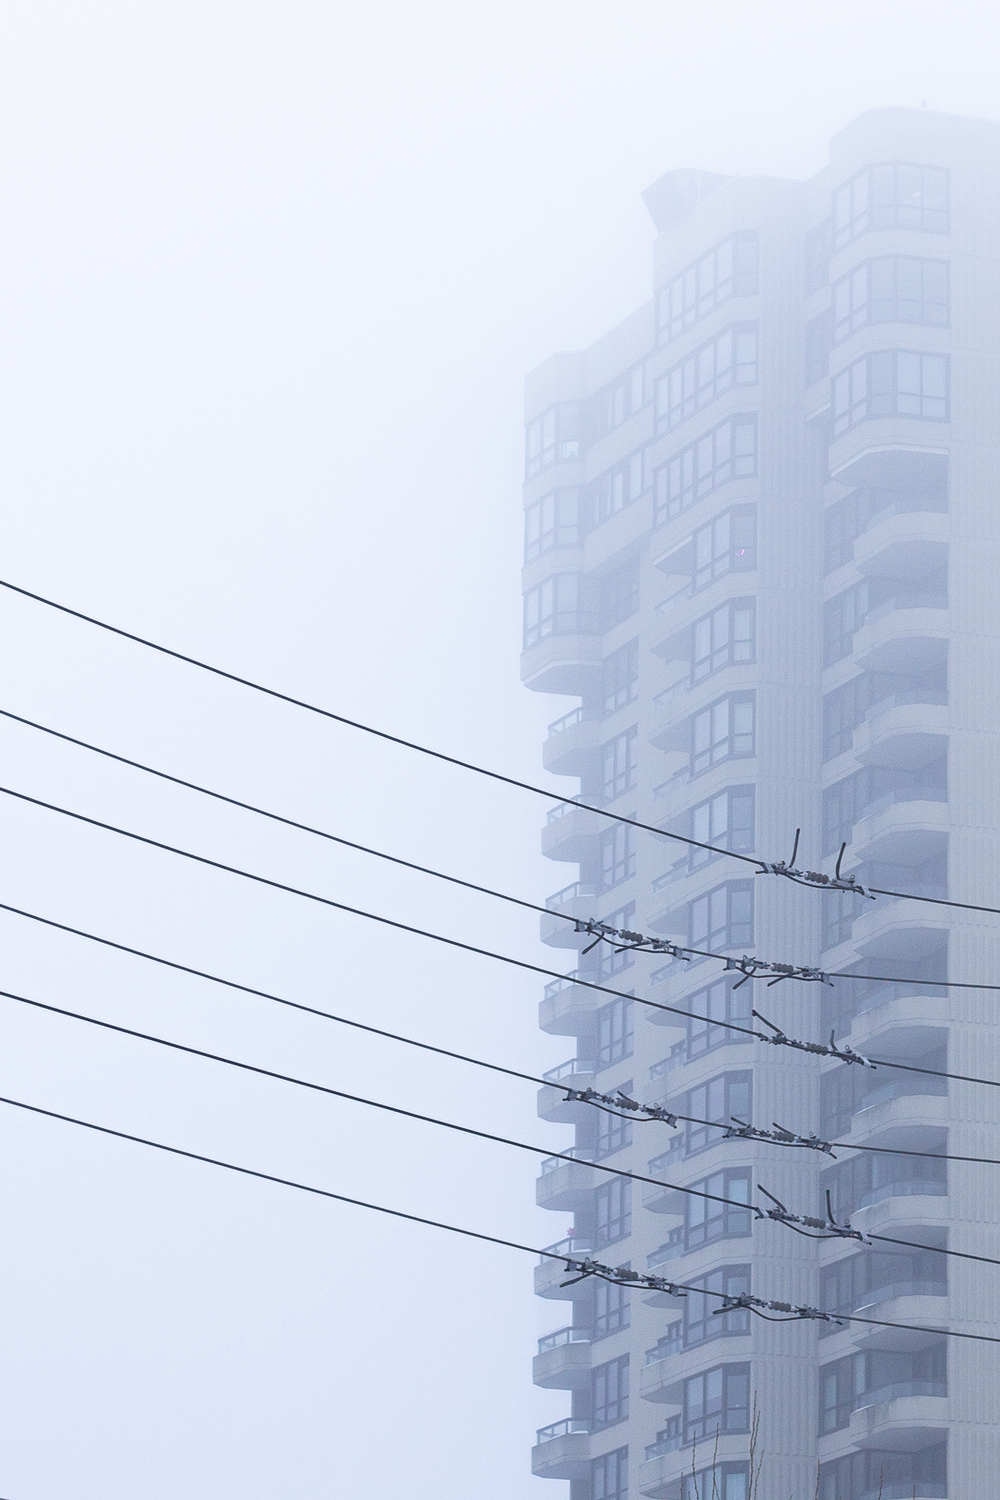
(691, 693, 756, 775)
(655, 325, 759, 435)
(656, 232, 759, 345)
(654, 414, 757, 526)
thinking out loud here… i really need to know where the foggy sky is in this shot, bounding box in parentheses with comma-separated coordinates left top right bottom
(0, 4, 998, 1497)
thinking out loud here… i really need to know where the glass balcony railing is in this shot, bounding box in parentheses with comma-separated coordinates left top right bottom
(543, 968, 586, 1002)
(537, 1326, 592, 1354)
(855, 1379, 947, 1409)
(536, 1418, 590, 1444)
(546, 801, 579, 824)
(864, 687, 948, 720)
(543, 1057, 596, 1084)
(864, 590, 948, 628)
(645, 1419, 683, 1460)
(858, 1178, 947, 1210)
(547, 707, 587, 738)
(546, 881, 596, 910)
(645, 1323, 683, 1363)
(539, 1237, 593, 1265)
(540, 1148, 593, 1175)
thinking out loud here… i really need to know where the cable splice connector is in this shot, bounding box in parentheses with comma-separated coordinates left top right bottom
(725, 954, 832, 988)
(563, 1085, 679, 1128)
(713, 1292, 843, 1325)
(756, 833, 876, 900)
(753, 1009, 876, 1068)
(559, 1256, 686, 1298)
(758, 1186, 871, 1244)
(573, 918, 689, 961)
(724, 1117, 837, 1156)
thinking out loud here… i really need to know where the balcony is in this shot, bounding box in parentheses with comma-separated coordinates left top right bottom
(537, 1059, 597, 1124)
(535, 1150, 597, 1213)
(854, 508, 948, 582)
(534, 1238, 595, 1300)
(541, 801, 606, 863)
(641, 1145, 687, 1214)
(542, 709, 601, 778)
(851, 596, 948, 676)
(827, 417, 948, 492)
(532, 1326, 593, 1389)
(521, 631, 602, 696)
(846, 1388, 948, 1446)
(538, 970, 604, 1037)
(638, 1428, 748, 1499)
(848, 790, 947, 866)
(853, 694, 948, 769)
(531, 1418, 591, 1480)
(541, 882, 599, 948)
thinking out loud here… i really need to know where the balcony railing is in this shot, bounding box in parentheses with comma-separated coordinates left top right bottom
(536, 1418, 590, 1444)
(547, 707, 587, 738)
(543, 968, 586, 1002)
(864, 590, 948, 628)
(539, 1237, 593, 1265)
(856, 1379, 947, 1409)
(543, 1057, 596, 1084)
(537, 1326, 592, 1353)
(648, 1140, 685, 1176)
(645, 1323, 683, 1363)
(546, 881, 596, 910)
(853, 1177, 947, 1212)
(540, 1148, 593, 1175)
(858, 782, 947, 822)
(864, 687, 948, 720)
(645, 1419, 682, 1460)
(647, 1229, 686, 1269)
(653, 677, 689, 710)
(654, 767, 691, 800)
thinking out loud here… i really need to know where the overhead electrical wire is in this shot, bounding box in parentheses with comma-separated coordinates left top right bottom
(3, 788, 1000, 1093)
(2, 1085, 998, 1342)
(4, 576, 1000, 918)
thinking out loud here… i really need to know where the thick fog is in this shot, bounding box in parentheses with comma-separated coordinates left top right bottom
(0, 3, 997, 1497)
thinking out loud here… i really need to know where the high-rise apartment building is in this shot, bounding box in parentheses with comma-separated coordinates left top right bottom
(521, 109, 1000, 1500)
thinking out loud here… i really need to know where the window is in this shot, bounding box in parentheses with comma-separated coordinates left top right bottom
(823, 676, 868, 760)
(832, 256, 949, 343)
(656, 233, 759, 344)
(692, 600, 755, 682)
(684, 1265, 751, 1347)
(819, 1240, 946, 1321)
(691, 507, 757, 591)
(592, 1355, 630, 1429)
(602, 640, 639, 715)
(683, 1463, 749, 1500)
(601, 556, 641, 630)
(691, 694, 755, 774)
(601, 824, 636, 890)
(524, 490, 584, 561)
(819, 1343, 945, 1434)
(594, 1279, 631, 1340)
(804, 219, 832, 293)
(656, 326, 758, 434)
(833, 163, 949, 249)
(597, 997, 634, 1068)
(819, 1442, 946, 1500)
(525, 402, 582, 477)
(595, 1178, 631, 1248)
(597, 1083, 633, 1158)
(689, 787, 755, 869)
(823, 580, 868, 665)
(592, 1447, 628, 1500)
(598, 905, 636, 979)
(523, 574, 597, 649)
(822, 761, 947, 854)
(602, 728, 638, 801)
(832, 350, 949, 435)
(685, 1168, 752, 1251)
(824, 491, 876, 573)
(689, 881, 754, 952)
(654, 415, 757, 525)
(822, 1145, 946, 1220)
(685, 1071, 752, 1156)
(822, 886, 869, 951)
(593, 365, 645, 439)
(681, 978, 753, 1062)
(594, 450, 645, 525)
(683, 1363, 750, 1445)
(805, 312, 830, 384)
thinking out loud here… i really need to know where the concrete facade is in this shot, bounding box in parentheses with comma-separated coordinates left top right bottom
(521, 110, 1000, 1500)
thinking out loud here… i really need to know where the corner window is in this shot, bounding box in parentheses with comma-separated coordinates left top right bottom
(594, 1280, 631, 1340)
(833, 255, 949, 343)
(593, 364, 645, 440)
(690, 786, 755, 862)
(684, 1071, 752, 1156)
(656, 325, 758, 434)
(656, 232, 759, 344)
(596, 1083, 633, 1158)
(683, 1265, 751, 1347)
(593, 449, 645, 525)
(602, 639, 639, 715)
(688, 880, 754, 951)
(831, 350, 950, 435)
(525, 402, 581, 478)
(598, 904, 636, 979)
(601, 556, 641, 630)
(683, 1362, 750, 1445)
(591, 1447, 628, 1500)
(522, 574, 597, 649)
(682, 977, 753, 1061)
(822, 676, 868, 760)
(823, 580, 868, 665)
(684, 1168, 752, 1251)
(692, 599, 755, 681)
(819, 1443, 946, 1500)
(596, 997, 634, 1068)
(691, 694, 755, 774)
(654, 415, 757, 525)
(602, 728, 638, 802)
(600, 823, 636, 889)
(594, 1179, 631, 1248)
(683, 1463, 749, 1500)
(833, 162, 949, 249)
(524, 490, 584, 562)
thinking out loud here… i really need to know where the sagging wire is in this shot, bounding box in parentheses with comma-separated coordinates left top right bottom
(752, 1008, 876, 1068)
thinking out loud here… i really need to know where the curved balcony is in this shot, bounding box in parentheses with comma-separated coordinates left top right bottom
(540, 801, 606, 863)
(639, 1430, 747, 1499)
(849, 794, 947, 866)
(532, 1326, 593, 1389)
(851, 599, 948, 675)
(541, 883, 600, 948)
(534, 1238, 595, 1300)
(535, 1151, 598, 1213)
(537, 1059, 597, 1123)
(852, 696, 948, 770)
(850, 1188, 950, 1238)
(845, 1090, 949, 1144)
(521, 632, 602, 696)
(845, 1391, 948, 1447)
(843, 993, 950, 1057)
(827, 417, 948, 491)
(538, 970, 604, 1037)
(854, 509, 948, 581)
(542, 709, 602, 778)
(531, 1419, 591, 1480)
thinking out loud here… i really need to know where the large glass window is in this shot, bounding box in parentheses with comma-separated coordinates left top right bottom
(688, 881, 754, 952)
(656, 233, 759, 344)
(592, 1354, 630, 1430)
(594, 449, 645, 525)
(689, 785, 755, 866)
(597, 1085, 633, 1158)
(602, 728, 638, 802)
(601, 823, 636, 890)
(833, 163, 949, 249)
(601, 556, 641, 630)
(823, 580, 868, 665)
(823, 676, 868, 760)
(833, 256, 949, 342)
(597, 997, 634, 1069)
(684, 1071, 752, 1156)
(683, 1363, 750, 1445)
(594, 1179, 631, 1248)
(684, 1168, 752, 1251)
(593, 364, 645, 440)
(523, 574, 597, 649)
(683, 1464, 749, 1500)
(525, 402, 582, 477)
(819, 1442, 946, 1500)
(819, 1343, 945, 1434)
(602, 640, 639, 715)
(691, 694, 755, 774)
(692, 600, 755, 682)
(592, 1447, 629, 1500)
(594, 1279, 631, 1340)
(654, 415, 757, 525)
(822, 760, 947, 854)
(524, 490, 584, 562)
(656, 326, 758, 434)
(820, 1240, 946, 1321)
(691, 507, 757, 591)
(832, 350, 949, 435)
(681, 978, 753, 1062)
(822, 1145, 947, 1220)
(683, 1265, 751, 1347)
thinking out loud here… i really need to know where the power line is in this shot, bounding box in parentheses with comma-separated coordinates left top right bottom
(3, 900, 995, 1170)
(5, 787, 1000, 1092)
(5, 577, 1000, 919)
(2, 1086, 997, 1343)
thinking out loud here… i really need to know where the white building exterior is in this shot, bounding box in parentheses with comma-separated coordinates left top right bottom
(521, 108, 1000, 1500)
